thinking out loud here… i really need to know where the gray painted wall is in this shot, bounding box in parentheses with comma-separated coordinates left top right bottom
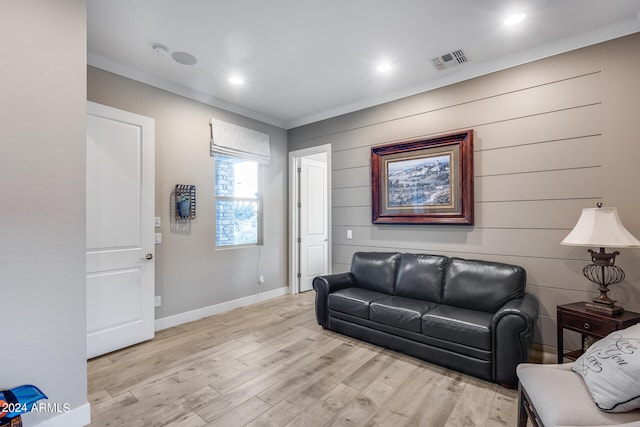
(288, 34, 640, 350)
(0, 1, 88, 425)
(87, 68, 288, 320)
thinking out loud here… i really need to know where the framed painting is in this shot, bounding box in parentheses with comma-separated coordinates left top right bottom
(371, 130, 474, 225)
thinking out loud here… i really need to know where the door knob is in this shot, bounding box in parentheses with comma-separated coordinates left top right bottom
(141, 253, 153, 260)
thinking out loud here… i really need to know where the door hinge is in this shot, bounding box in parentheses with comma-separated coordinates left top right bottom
(297, 237, 301, 243)
(297, 272, 301, 279)
(297, 202, 301, 208)
(297, 167, 301, 173)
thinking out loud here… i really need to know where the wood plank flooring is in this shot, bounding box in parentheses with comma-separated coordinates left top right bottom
(88, 291, 518, 426)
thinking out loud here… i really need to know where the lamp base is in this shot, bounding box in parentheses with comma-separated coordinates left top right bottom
(585, 301, 624, 316)
(581, 247, 626, 317)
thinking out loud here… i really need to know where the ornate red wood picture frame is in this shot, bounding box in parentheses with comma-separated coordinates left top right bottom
(371, 130, 474, 225)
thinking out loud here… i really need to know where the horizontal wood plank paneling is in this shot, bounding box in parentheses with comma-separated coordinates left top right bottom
(333, 187, 370, 207)
(475, 136, 601, 177)
(289, 45, 602, 144)
(332, 106, 602, 175)
(476, 167, 602, 202)
(307, 73, 602, 154)
(333, 206, 371, 226)
(289, 35, 640, 350)
(332, 165, 603, 206)
(332, 195, 601, 229)
(527, 285, 596, 317)
(333, 146, 370, 170)
(332, 226, 584, 260)
(333, 166, 369, 189)
(475, 199, 601, 229)
(474, 104, 602, 151)
(331, 262, 350, 275)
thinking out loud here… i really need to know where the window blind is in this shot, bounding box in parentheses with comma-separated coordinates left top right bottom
(210, 118, 271, 164)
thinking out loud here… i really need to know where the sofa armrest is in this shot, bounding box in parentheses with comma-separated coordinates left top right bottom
(492, 293, 539, 387)
(312, 273, 354, 328)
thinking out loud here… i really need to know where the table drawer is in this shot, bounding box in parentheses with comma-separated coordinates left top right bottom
(559, 312, 614, 337)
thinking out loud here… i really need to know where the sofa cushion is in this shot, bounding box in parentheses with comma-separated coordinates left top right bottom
(351, 252, 401, 294)
(394, 253, 448, 302)
(370, 296, 436, 333)
(332, 309, 492, 362)
(421, 304, 493, 350)
(442, 258, 525, 313)
(328, 287, 388, 319)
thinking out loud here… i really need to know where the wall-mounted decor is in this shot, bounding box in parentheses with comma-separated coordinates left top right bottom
(175, 184, 196, 220)
(371, 130, 474, 225)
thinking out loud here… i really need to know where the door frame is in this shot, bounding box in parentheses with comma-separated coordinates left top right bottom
(288, 143, 332, 294)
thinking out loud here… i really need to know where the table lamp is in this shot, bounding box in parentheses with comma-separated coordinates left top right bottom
(561, 204, 640, 316)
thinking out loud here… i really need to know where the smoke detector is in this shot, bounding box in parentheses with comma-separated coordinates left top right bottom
(151, 44, 198, 66)
(152, 44, 169, 56)
(431, 49, 468, 71)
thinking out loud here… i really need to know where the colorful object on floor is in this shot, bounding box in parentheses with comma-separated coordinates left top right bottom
(0, 385, 47, 420)
(0, 415, 22, 427)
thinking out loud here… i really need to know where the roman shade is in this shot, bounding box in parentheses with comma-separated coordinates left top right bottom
(210, 118, 271, 164)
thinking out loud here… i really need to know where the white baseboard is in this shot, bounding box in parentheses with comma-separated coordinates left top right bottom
(31, 402, 91, 427)
(155, 286, 290, 331)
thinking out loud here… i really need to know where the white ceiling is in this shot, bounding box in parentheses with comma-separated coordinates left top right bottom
(87, 1, 640, 129)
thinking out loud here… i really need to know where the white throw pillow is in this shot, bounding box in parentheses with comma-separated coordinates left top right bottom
(573, 323, 640, 412)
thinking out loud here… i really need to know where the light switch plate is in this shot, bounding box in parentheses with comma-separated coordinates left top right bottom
(155, 233, 162, 244)
(155, 217, 161, 227)
(347, 229, 353, 239)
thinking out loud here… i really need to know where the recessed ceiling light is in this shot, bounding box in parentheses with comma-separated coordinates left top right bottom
(229, 76, 244, 85)
(504, 12, 526, 26)
(376, 63, 392, 72)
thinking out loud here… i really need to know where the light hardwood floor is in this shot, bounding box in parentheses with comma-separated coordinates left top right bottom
(88, 291, 519, 426)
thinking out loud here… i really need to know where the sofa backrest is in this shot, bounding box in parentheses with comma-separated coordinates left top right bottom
(442, 258, 526, 313)
(350, 252, 401, 294)
(394, 253, 448, 302)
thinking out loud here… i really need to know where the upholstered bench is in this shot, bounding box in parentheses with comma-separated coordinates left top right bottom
(517, 363, 640, 426)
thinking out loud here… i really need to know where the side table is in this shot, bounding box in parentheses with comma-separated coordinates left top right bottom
(557, 302, 640, 363)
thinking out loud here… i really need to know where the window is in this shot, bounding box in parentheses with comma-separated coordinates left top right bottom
(215, 155, 262, 247)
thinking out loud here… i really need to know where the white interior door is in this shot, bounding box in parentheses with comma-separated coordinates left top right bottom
(299, 157, 328, 292)
(86, 101, 155, 359)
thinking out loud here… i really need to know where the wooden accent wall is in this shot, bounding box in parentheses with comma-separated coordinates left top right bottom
(288, 33, 640, 349)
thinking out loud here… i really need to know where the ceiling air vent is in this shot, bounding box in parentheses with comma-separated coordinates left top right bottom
(431, 49, 468, 71)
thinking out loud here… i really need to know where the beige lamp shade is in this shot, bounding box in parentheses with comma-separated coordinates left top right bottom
(561, 207, 640, 248)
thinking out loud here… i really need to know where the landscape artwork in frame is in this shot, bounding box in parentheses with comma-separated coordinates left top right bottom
(371, 130, 474, 225)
